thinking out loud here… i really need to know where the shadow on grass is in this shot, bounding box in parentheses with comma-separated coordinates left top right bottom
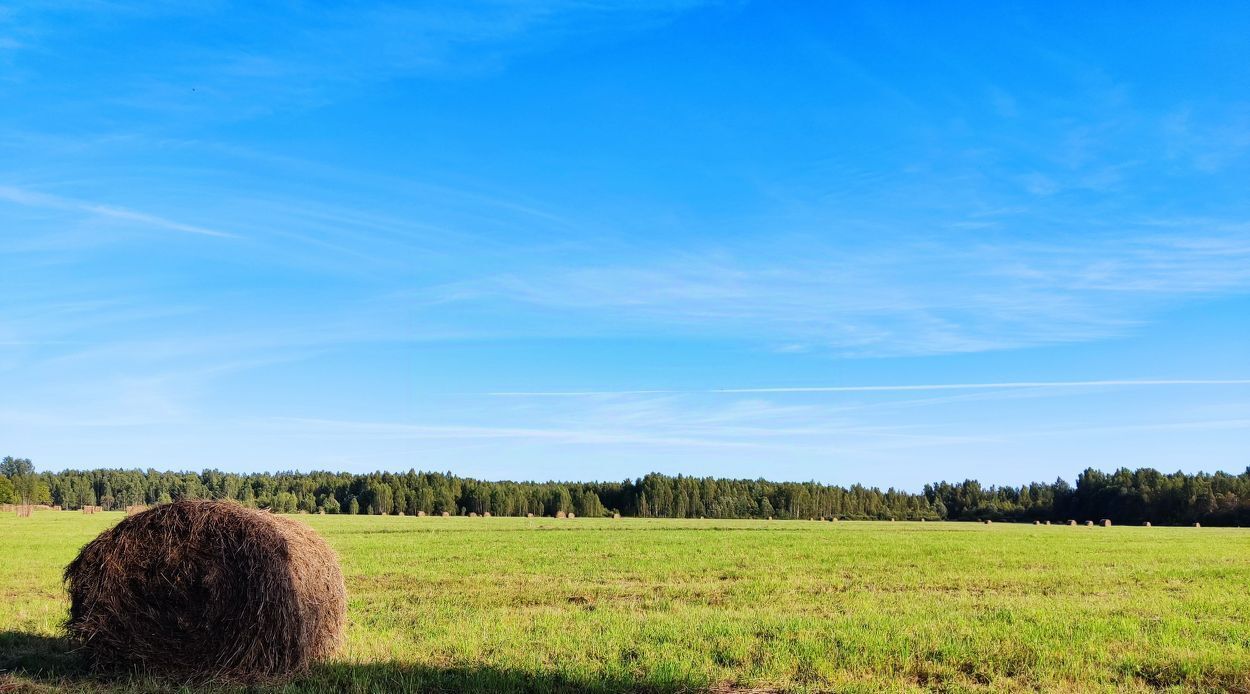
(0, 631, 723, 693)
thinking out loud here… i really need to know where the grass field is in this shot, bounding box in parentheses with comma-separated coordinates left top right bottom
(1, 513, 1248, 693)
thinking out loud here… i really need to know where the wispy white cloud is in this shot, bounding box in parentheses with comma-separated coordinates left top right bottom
(0, 184, 237, 238)
(489, 379, 1250, 397)
(437, 227, 1250, 356)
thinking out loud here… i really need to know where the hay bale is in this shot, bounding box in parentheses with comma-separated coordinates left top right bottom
(1194, 522, 1201, 528)
(441, 511, 450, 517)
(1045, 521, 1051, 525)
(1033, 520, 1040, 525)
(1068, 520, 1077, 526)
(416, 511, 426, 517)
(483, 512, 491, 517)
(526, 512, 534, 518)
(16, 504, 33, 518)
(126, 504, 147, 516)
(1085, 520, 1094, 527)
(53, 505, 63, 511)
(64, 500, 345, 682)
(468, 512, 478, 517)
(556, 511, 567, 519)
(1101, 519, 1112, 527)
(567, 512, 576, 519)
(1144, 521, 1151, 527)
(984, 519, 992, 525)
(612, 513, 621, 519)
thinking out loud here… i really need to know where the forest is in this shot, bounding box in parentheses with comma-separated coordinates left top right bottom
(3, 456, 1249, 525)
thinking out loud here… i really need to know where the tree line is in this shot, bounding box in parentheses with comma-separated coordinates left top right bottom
(2, 456, 1248, 525)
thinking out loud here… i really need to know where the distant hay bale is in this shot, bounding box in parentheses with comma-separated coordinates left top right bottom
(16, 504, 33, 518)
(612, 513, 621, 519)
(125, 505, 147, 516)
(526, 512, 534, 518)
(468, 512, 478, 517)
(1033, 520, 1040, 525)
(483, 512, 491, 517)
(64, 500, 345, 683)
(53, 505, 63, 511)
(441, 511, 450, 517)
(1045, 521, 1051, 525)
(920, 518, 926, 522)
(556, 511, 567, 519)
(568, 512, 576, 519)
(984, 519, 992, 525)
(1085, 520, 1094, 527)
(1101, 519, 1112, 527)
(1144, 521, 1151, 527)
(416, 511, 426, 517)
(1194, 522, 1201, 528)
(82, 505, 101, 515)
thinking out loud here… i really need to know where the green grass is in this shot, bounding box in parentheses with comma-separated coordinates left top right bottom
(2, 513, 1248, 693)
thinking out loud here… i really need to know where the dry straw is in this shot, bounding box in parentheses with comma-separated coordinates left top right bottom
(64, 500, 346, 683)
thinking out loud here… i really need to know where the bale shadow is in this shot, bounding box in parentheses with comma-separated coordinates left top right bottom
(0, 631, 88, 685)
(0, 632, 719, 693)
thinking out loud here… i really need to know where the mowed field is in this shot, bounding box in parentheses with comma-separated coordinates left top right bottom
(1, 513, 1248, 693)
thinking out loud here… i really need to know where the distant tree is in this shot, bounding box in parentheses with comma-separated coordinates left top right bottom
(0, 475, 14, 504)
(348, 496, 360, 515)
(0, 457, 33, 478)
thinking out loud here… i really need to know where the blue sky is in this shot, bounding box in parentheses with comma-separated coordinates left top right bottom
(2, 1, 1248, 488)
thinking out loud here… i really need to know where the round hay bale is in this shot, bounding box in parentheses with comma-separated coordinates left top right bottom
(483, 512, 491, 517)
(64, 500, 345, 683)
(1194, 522, 1201, 528)
(556, 511, 567, 519)
(526, 512, 534, 518)
(1085, 520, 1094, 527)
(984, 519, 992, 525)
(417, 511, 426, 517)
(441, 511, 450, 517)
(1045, 521, 1051, 525)
(1067, 520, 1077, 526)
(567, 512, 576, 519)
(468, 512, 478, 517)
(612, 513, 621, 519)
(1033, 520, 1040, 525)
(1144, 521, 1151, 527)
(1101, 519, 1112, 527)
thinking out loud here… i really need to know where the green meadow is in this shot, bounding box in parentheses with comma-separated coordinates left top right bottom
(2, 512, 1248, 693)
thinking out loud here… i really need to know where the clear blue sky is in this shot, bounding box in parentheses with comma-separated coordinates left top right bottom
(2, 2, 1248, 488)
